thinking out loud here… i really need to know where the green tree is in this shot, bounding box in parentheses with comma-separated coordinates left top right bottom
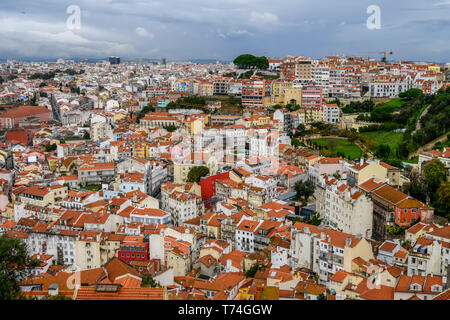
(296, 124, 306, 136)
(44, 294, 72, 300)
(83, 131, 91, 140)
(317, 293, 327, 300)
(233, 54, 269, 70)
(423, 159, 446, 192)
(187, 166, 210, 183)
(399, 88, 424, 100)
(141, 273, 159, 288)
(137, 104, 155, 122)
(245, 264, 262, 278)
(291, 137, 302, 147)
(0, 234, 41, 300)
(376, 144, 391, 159)
(163, 125, 177, 132)
(45, 143, 57, 152)
(436, 181, 450, 219)
(309, 212, 322, 226)
(294, 181, 314, 202)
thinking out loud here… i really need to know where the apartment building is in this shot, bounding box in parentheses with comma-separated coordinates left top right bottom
(308, 157, 345, 185)
(90, 121, 113, 142)
(213, 77, 231, 95)
(295, 58, 314, 80)
(369, 74, 414, 98)
(19, 184, 68, 207)
(241, 78, 266, 108)
(322, 103, 340, 124)
(348, 159, 402, 188)
(290, 222, 374, 285)
(75, 230, 102, 270)
(300, 83, 323, 109)
(315, 175, 373, 238)
(370, 184, 434, 240)
(78, 162, 115, 186)
(235, 218, 263, 253)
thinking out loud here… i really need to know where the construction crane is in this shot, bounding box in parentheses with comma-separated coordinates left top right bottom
(360, 50, 393, 63)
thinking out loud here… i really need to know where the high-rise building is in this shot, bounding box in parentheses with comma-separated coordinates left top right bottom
(109, 56, 120, 65)
(445, 63, 450, 82)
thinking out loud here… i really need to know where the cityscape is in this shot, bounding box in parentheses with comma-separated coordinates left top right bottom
(0, 0, 449, 305)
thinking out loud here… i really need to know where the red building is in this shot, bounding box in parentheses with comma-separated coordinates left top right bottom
(118, 236, 149, 262)
(6, 129, 28, 146)
(0, 105, 53, 129)
(394, 198, 434, 227)
(198, 171, 230, 208)
(241, 77, 266, 108)
(280, 60, 296, 81)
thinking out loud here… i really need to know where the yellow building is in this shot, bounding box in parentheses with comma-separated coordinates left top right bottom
(201, 82, 214, 96)
(173, 155, 218, 184)
(348, 160, 401, 188)
(283, 87, 302, 106)
(113, 112, 128, 124)
(19, 185, 68, 207)
(271, 81, 293, 105)
(184, 118, 203, 136)
(304, 107, 322, 124)
(99, 233, 123, 265)
(133, 142, 149, 159)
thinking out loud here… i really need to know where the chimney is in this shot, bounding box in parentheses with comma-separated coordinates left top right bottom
(48, 284, 59, 296)
(345, 238, 352, 247)
(320, 232, 326, 240)
(304, 227, 310, 234)
(360, 158, 363, 166)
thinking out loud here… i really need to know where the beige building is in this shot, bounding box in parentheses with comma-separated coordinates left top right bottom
(348, 159, 402, 188)
(75, 231, 102, 271)
(295, 59, 314, 80)
(19, 185, 68, 207)
(90, 121, 113, 142)
(166, 248, 190, 277)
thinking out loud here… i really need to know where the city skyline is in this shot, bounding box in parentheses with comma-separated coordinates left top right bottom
(1, 0, 450, 62)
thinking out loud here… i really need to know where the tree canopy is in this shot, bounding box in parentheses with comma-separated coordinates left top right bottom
(233, 54, 269, 70)
(187, 166, 210, 183)
(0, 234, 40, 300)
(436, 181, 450, 219)
(423, 158, 446, 191)
(141, 273, 160, 288)
(294, 181, 315, 202)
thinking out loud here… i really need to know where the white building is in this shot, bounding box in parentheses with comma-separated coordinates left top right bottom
(315, 175, 373, 238)
(322, 104, 340, 124)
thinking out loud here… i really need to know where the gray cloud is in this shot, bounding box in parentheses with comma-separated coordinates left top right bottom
(0, 0, 448, 62)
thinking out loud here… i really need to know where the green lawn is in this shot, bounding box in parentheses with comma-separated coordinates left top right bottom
(309, 138, 363, 160)
(82, 185, 102, 192)
(382, 98, 404, 109)
(361, 131, 404, 156)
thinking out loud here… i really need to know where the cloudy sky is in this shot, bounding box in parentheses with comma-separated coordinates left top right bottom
(0, 0, 449, 62)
